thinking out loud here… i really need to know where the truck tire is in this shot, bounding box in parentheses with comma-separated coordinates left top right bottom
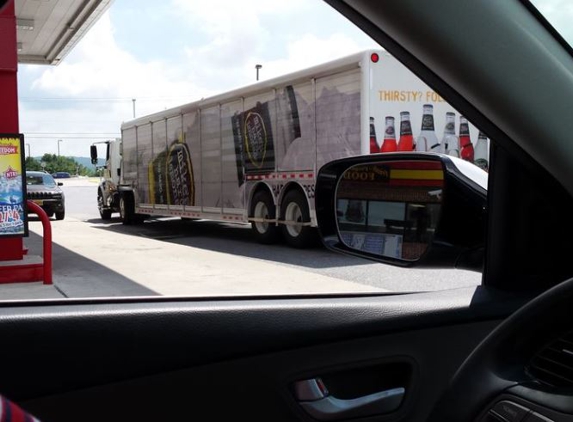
(55, 210, 65, 221)
(119, 192, 136, 225)
(98, 189, 112, 220)
(250, 190, 279, 244)
(280, 189, 316, 248)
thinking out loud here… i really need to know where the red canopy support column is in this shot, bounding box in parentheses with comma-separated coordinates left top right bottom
(0, 0, 24, 261)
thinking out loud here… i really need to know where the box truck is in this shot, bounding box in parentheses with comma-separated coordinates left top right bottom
(91, 50, 486, 248)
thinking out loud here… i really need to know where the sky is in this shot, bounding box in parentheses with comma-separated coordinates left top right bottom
(16, 0, 573, 159)
(17, 0, 379, 158)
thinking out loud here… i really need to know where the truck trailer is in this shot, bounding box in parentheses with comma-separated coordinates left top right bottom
(91, 50, 484, 248)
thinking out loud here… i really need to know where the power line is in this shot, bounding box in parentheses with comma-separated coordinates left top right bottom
(25, 136, 119, 139)
(19, 97, 191, 102)
(24, 132, 119, 135)
(21, 97, 129, 101)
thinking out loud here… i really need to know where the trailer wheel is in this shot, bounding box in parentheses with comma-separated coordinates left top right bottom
(119, 192, 137, 225)
(250, 190, 279, 244)
(280, 189, 316, 248)
(98, 190, 112, 220)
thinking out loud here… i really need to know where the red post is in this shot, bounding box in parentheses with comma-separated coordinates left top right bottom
(0, 0, 17, 127)
(0, 0, 24, 261)
(26, 201, 52, 285)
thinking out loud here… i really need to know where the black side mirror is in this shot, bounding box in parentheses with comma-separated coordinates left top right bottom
(315, 153, 487, 271)
(58, 182, 63, 186)
(90, 145, 98, 165)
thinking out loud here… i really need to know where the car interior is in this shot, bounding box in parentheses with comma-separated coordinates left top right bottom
(2, 0, 573, 421)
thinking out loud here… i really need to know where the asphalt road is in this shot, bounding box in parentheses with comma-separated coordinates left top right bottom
(21, 177, 481, 298)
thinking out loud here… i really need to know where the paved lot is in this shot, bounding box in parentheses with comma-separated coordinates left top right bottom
(0, 177, 481, 300)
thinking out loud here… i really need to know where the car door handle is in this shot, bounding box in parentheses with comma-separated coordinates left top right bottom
(294, 378, 405, 421)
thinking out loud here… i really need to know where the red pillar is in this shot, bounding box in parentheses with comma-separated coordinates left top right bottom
(0, 0, 24, 261)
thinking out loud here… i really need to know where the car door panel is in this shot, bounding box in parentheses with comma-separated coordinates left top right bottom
(0, 286, 527, 421)
(21, 319, 499, 422)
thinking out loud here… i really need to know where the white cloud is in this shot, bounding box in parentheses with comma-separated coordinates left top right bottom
(19, 103, 121, 160)
(31, 13, 209, 104)
(18, 0, 378, 157)
(259, 33, 379, 80)
(172, 0, 311, 34)
(20, 12, 213, 157)
(531, 0, 573, 42)
(177, 0, 378, 91)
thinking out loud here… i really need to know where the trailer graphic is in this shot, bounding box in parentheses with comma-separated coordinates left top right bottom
(91, 50, 486, 248)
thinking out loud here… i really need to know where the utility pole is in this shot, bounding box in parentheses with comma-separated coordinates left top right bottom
(255, 64, 262, 81)
(25, 143, 30, 158)
(57, 139, 62, 156)
(132, 98, 136, 118)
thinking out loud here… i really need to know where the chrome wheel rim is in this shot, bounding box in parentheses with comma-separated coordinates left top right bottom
(284, 202, 303, 238)
(253, 201, 269, 234)
(119, 197, 125, 219)
(98, 194, 104, 215)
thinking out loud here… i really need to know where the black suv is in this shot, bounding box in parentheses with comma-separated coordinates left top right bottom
(26, 171, 66, 220)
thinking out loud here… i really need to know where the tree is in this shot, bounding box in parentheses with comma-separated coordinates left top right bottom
(23, 154, 96, 176)
(40, 154, 74, 174)
(24, 157, 42, 171)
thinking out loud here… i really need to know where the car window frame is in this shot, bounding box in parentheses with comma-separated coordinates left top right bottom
(325, 0, 573, 293)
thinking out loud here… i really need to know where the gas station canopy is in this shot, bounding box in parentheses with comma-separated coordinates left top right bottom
(15, 0, 112, 65)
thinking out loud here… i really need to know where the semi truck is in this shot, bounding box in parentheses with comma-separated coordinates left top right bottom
(91, 49, 485, 248)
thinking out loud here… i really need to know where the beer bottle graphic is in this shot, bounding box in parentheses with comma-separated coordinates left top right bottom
(416, 104, 439, 152)
(274, 84, 302, 169)
(397, 111, 414, 151)
(442, 112, 460, 157)
(148, 137, 195, 206)
(459, 115, 475, 162)
(381, 116, 398, 152)
(474, 131, 489, 171)
(148, 148, 168, 204)
(231, 112, 246, 187)
(282, 85, 301, 143)
(166, 140, 195, 206)
(232, 101, 275, 174)
(369, 117, 380, 153)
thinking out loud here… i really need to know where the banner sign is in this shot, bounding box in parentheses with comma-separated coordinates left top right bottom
(0, 134, 27, 237)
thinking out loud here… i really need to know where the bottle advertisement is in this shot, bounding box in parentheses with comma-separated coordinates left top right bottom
(232, 100, 276, 175)
(231, 85, 302, 179)
(0, 134, 27, 237)
(148, 135, 195, 206)
(369, 55, 489, 171)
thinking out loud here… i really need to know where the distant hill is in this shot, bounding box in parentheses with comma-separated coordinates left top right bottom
(33, 156, 105, 168)
(72, 156, 105, 168)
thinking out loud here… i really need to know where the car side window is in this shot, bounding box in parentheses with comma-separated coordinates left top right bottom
(7, 0, 489, 301)
(26, 176, 42, 185)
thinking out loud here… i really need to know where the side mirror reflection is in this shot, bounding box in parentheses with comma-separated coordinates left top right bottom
(336, 160, 444, 261)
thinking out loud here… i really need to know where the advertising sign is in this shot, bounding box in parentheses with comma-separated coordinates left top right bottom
(0, 134, 27, 237)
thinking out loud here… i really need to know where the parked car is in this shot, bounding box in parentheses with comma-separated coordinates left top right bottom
(52, 171, 71, 179)
(1, 1, 572, 422)
(25, 171, 65, 220)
